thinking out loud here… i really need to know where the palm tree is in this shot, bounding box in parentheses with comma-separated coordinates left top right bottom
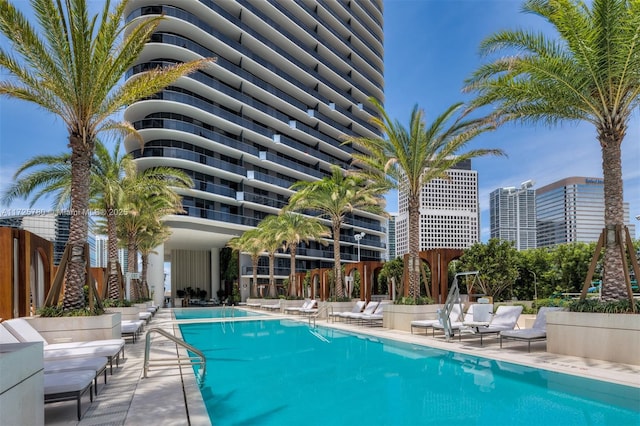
(464, 0, 639, 301)
(276, 212, 329, 297)
(227, 229, 264, 298)
(346, 98, 502, 298)
(0, 0, 210, 310)
(286, 165, 385, 299)
(257, 215, 285, 298)
(91, 141, 135, 301)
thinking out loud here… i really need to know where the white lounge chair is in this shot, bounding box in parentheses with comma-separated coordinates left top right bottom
(329, 300, 366, 322)
(343, 301, 379, 323)
(500, 307, 564, 352)
(121, 320, 144, 343)
(466, 305, 523, 346)
(361, 301, 391, 326)
(261, 300, 282, 311)
(45, 370, 95, 420)
(284, 299, 315, 314)
(3, 318, 125, 373)
(1, 323, 108, 399)
(410, 303, 463, 334)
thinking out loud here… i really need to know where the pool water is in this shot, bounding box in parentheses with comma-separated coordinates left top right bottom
(179, 319, 640, 426)
(173, 307, 262, 320)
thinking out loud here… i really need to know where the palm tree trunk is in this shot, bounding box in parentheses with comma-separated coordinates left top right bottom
(141, 253, 149, 299)
(289, 247, 297, 297)
(252, 256, 259, 298)
(332, 220, 343, 299)
(408, 194, 421, 299)
(599, 133, 626, 301)
(106, 212, 120, 300)
(268, 253, 276, 297)
(127, 234, 139, 301)
(62, 137, 92, 310)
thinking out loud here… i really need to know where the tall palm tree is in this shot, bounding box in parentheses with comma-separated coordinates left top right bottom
(346, 98, 502, 298)
(286, 165, 386, 299)
(276, 212, 329, 297)
(227, 229, 264, 298)
(91, 141, 135, 301)
(464, 0, 639, 301)
(117, 165, 192, 300)
(257, 215, 285, 298)
(0, 0, 210, 310)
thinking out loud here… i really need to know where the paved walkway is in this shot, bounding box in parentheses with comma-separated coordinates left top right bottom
(45, 308, 208, 426)
(44, 308, 640, 425)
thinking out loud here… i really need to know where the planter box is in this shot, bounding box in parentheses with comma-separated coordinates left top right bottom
(25, 312, 122, 342)
(0, 342, 44, 426)
(547, 312, 640, 365)
(106, 306, 141, 322)
(383, 304, 442, 332)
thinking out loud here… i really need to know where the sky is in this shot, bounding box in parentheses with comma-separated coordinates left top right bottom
(0, 0, 638, 241)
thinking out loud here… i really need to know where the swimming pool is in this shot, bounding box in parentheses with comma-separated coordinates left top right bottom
(173, 307, 262, 320)
(179, 319, 640, 425)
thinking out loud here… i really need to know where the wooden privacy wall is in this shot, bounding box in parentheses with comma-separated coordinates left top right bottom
(0, 227, 53, 319)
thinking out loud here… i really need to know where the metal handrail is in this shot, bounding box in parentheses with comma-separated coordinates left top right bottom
(308, 304, 332, 328)
(143, 327, 206, 387)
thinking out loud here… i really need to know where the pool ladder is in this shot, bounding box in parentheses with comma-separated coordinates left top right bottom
(143, 327, 206, 387)
(308, 304, 332, 328)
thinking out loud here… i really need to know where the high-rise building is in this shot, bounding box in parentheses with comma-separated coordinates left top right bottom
(0, 212, 97, 266)
(536, 177, 636, 246)
(124, 1, 385, 301)
(386, 213, 397, 261)
(489, 185, 536, 250)
(396, 159, 480, 255)
(94, 235, 129, 273)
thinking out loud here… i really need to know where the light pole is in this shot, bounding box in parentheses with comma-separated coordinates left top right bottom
(531, 270, 537, 301)
(504, 180, 534, 251)
(354, 232, 365, 262)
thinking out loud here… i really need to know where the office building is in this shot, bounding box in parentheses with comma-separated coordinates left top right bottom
(489, 185, 536, 250)
(536, 177, 635, 246)
(387, 213, 397, 260)
(94, 235, 130, 273)
(124, 1, 385, 302)
(395, 159, 480, 255)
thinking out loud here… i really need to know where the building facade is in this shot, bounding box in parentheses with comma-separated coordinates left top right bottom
(94, 235, 129, 273)
(124, 1, 385, 302)
(489, 187, 537, 250)
(386, 213, 397, 261)
(536, 177, 636, 246)
(396, 159, 480, 255)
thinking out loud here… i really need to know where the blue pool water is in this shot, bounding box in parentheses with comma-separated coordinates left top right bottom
(179, 319, 640, 426)
(173, 307, 262, 320)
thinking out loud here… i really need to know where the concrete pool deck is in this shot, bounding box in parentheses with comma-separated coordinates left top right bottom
(43, 307, 640, 425)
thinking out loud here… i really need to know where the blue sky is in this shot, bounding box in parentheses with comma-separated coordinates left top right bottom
(0, 0, 638, 240)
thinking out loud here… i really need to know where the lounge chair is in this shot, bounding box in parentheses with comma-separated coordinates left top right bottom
(360, 301, 391, 326)
(261, 300, 282, 311)
(1, 323, 108, 399)
(3, 318, 125, 373)
(465, 305, 523, 346)
(284, 299, 315, 314)
(121, 320, 144, 343)
(410, 303, 463, 334)
(432, 304, 476, 340)
(44, 370, 95, 420)
(329, 300, 366, 322)
(343, 301, 379, 323)
(500, 307, 564, 352)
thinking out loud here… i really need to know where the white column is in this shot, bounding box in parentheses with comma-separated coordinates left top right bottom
(147, 244, 165, 306)
(210, 248, 220, 302)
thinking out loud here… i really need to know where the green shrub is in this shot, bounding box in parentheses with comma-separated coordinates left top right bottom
(326, 296, 351, 302)
(567, 299, 640, 314)
(102, 299, 132, 308)
(394, 296, 434, 305)
(37, 305, 104, 317)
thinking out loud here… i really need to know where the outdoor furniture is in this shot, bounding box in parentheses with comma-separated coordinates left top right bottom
(329, 300, 366, 322)
(343, 301, 379, 323)
(464, 305, 523, 346)
(284, 299, 315, 314)
(500, 307, 564, 352)
(44, 356, 108, 397)
(44, 370, 95, 420)
(411, 304, 463, 334)
(432, 305, 476, 341)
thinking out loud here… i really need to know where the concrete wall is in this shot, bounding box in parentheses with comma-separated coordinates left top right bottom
(547, 312, 640, 365)
(25, 312, 121, 342)
(0, 342, 44, 425)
